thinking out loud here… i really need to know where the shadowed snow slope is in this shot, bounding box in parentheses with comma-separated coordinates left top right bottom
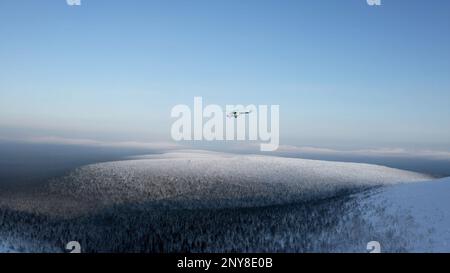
(356, 177, 450, 252)
(0, 150, 432, 218)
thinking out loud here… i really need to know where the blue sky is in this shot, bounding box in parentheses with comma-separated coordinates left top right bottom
(0, 0, 450, 150)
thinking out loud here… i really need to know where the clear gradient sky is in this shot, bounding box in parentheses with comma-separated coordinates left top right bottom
(0, 0, 449, 150)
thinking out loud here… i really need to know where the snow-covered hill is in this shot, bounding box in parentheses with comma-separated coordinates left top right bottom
(0, 150, 447, 252)
(0, 150, 432, 217)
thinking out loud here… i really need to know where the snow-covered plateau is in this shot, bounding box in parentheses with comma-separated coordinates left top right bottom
(0, 150, 431, 216)
(0, 150, 448, 252)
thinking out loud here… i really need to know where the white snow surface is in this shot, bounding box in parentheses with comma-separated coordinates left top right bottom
(356, 177, 450, 252)
(0, 150, 432, 217)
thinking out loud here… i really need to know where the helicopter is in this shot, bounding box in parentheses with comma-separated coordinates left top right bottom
(227, 110, 252, 118)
